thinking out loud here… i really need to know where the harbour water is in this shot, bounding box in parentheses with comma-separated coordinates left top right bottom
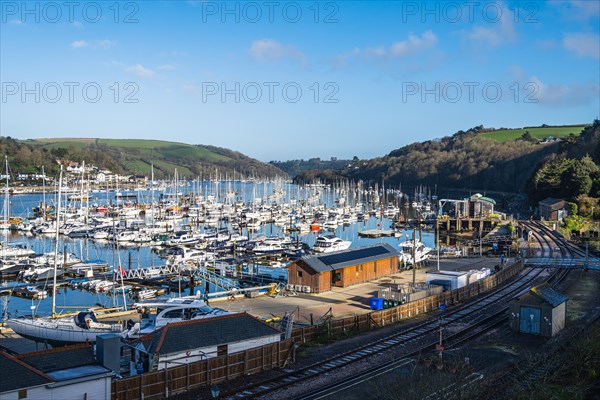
(1, 181, 436, 319)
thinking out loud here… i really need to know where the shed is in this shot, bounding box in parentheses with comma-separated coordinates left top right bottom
(509, 283, 568, 337)
(287, 244, 399, 293)
(469, 193, 496, 218)
(134, 312, 281, 371)
(1, 344, 113, 400)
(425, 270, 469, 290)
(538, 198, 568, 221)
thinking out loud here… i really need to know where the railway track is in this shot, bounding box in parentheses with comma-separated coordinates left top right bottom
(224, 266, 546, 399)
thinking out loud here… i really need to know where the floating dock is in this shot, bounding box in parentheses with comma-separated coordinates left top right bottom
(358, 229, 397, 238)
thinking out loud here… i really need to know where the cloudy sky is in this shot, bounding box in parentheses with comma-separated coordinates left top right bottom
(1, 0, 599, 161)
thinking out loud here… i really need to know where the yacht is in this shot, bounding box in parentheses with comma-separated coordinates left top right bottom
(312, 235, 352, 253)
(121, 297, 232, 338)
(399, 240, 432, 267)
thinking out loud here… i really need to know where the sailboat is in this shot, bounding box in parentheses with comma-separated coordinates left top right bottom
(7, 167, 125, 345)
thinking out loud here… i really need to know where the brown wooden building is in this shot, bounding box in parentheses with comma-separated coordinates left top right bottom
(287, 244, 399, 293)
(539, 197, 567, 221)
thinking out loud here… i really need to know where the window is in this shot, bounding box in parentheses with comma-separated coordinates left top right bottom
(217, 344, 228, 356)
(18, 390, 27, 399)
(297, 271, 303, 278)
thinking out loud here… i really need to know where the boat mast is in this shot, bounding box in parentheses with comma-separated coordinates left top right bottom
(51, 166, 63, 318)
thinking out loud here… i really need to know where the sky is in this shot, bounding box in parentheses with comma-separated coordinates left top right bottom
(1, 0, 599, 162)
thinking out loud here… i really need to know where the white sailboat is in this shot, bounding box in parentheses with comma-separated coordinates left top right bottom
(7, 167, 124, 345)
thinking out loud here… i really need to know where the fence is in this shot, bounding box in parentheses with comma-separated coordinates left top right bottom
(291, 260, 524, 343)
(111, 339, 294, 400)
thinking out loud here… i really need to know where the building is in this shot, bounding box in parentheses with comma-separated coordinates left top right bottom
(425, 270, 469, 290)
(509, 283, 568, 337)
(469, 193, 496, 217)
(287, 244, 399, 293)
(0, 344, 113, 400)
(131, 313, 281, 371)
(539, 197, 568, 221)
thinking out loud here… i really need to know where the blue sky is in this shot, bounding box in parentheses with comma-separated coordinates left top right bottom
(1, 0, 599, 161)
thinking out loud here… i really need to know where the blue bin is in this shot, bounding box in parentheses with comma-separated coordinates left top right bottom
(370, 297, 384, 310)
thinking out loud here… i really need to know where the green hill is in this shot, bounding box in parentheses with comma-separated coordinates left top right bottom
(479, 125, 588, 142)
(3, 137, 285, 179)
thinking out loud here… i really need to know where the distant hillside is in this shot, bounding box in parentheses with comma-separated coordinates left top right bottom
(479, 124, 588, 142)
(1, 137, 285, 179)
(269, 158, 353, 177)
(295, 123, 596, 194)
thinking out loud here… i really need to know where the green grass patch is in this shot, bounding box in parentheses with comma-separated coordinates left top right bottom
(480, 125, 588, 142)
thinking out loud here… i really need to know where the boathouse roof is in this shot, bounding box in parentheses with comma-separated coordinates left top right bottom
(145, 312, 281, 355)
(300, 243, 399, 273)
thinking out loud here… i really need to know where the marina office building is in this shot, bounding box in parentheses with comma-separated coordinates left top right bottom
(288, 244, 400, 293)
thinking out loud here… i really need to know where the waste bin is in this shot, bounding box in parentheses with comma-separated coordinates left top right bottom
(370, 297, 384, 310)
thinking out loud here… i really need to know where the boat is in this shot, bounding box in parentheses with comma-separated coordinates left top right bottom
(7, 167, 126, 345)
(312, 235, 352, 253)
(399, 240, 432, 266)
(121, 297, 232, 339)
(7, 311, 123, 345)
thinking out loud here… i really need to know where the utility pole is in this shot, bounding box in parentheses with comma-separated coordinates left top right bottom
(412, 228, 417, 286)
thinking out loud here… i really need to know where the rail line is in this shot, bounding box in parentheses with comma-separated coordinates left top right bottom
(224, 266, 546, 399)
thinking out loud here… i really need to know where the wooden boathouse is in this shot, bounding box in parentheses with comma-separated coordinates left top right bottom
(287, 244, 399, 293)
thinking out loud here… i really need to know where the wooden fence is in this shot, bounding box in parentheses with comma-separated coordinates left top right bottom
(111, 339, 294, 400)
(291, 260, 525, 343)
(112, 261, 523, 399)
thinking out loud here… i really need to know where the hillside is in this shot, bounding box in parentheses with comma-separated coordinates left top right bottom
(1, 137, 285, 179)
(479, 124, 588, 142)
(295, 123, 597, 194)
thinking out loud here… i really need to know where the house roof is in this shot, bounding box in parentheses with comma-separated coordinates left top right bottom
(15, 343, 98, 373)
(530, 283, 569, 307)
(144, 312, 281, 355)
(0, 351, 53, 393)
(539, 197, 565, 207)
(299, 244, 399, 273)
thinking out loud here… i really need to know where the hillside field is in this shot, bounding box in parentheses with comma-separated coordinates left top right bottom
(480, 125, 588, 142)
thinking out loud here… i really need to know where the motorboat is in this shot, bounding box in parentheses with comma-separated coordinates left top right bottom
(399, 240, 432, 266)
(121, 297, 232, 338)
(312, 235, 352, 253)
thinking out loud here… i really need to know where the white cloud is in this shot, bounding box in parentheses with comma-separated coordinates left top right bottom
(332, 31, 438, 66)
(563, 33, 600, 59)
(387, 31, 438, 57)
(552, 1, 600, 21)
(529, 76, 599, 106)
(8, 19, 24, 25)
(125, 64, 155, 78)
(248, 39, 305, 64)
(463, 5, 516, 47)
(70, 40, 88, 49)
(157, 64, 177, 71)
(97, 39, 116, 49)
(71, 21, 83, 28)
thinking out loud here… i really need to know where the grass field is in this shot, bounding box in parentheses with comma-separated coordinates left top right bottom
(480, 125, 588, 142)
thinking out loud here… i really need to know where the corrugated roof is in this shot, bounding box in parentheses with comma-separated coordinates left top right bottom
(539, 197, 565, 207)
(531, 284, 569, 307)
(300, 243, 399, 273)
(145, 312, 281, 355)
